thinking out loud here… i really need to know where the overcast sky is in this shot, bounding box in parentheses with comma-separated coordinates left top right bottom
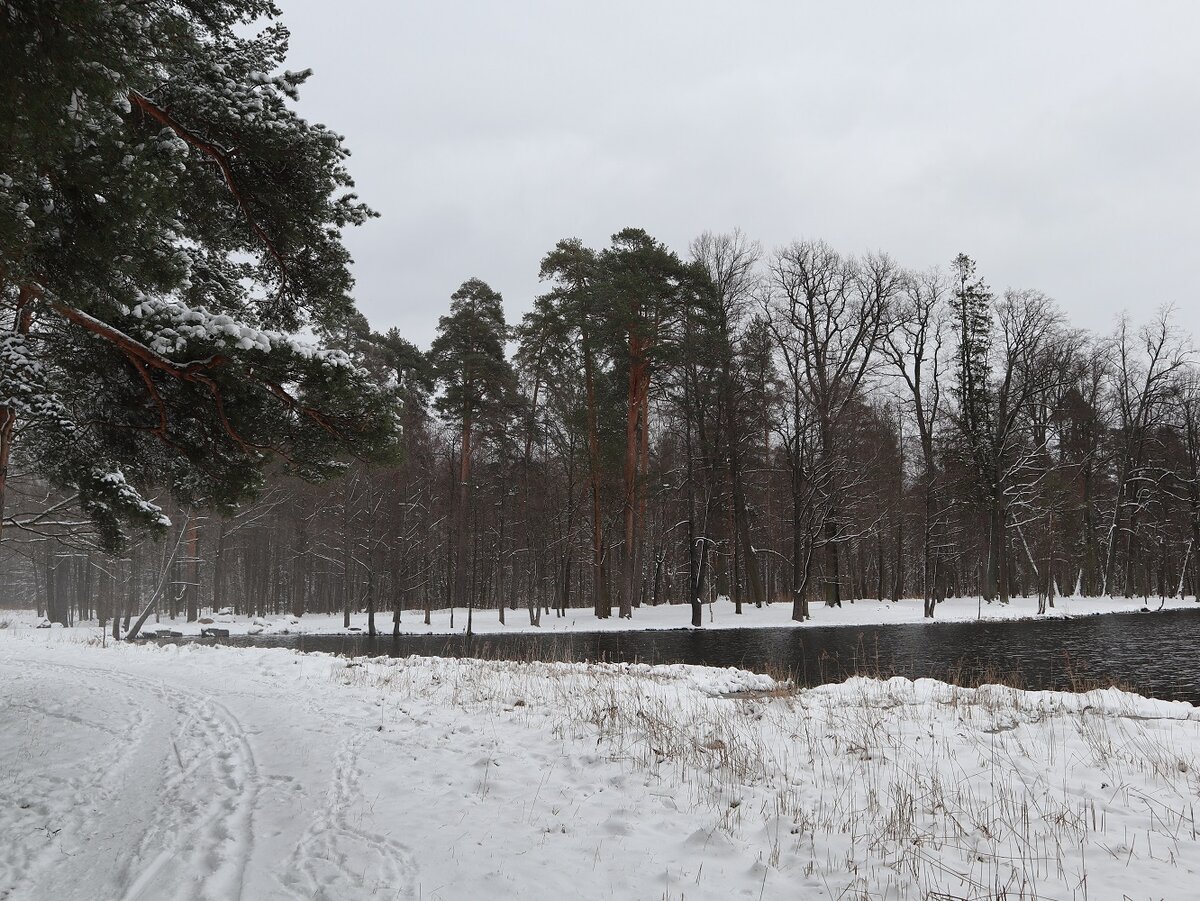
(278, 1, 1200, 348)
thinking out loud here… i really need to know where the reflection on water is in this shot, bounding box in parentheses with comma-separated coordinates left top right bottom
(183, 607, 1200, 704)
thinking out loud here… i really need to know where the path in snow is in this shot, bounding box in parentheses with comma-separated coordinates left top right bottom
(0, 649, 416, 901)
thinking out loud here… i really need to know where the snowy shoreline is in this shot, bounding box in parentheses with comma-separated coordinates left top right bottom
(2, 630, 1199, 899)
(2, 591, 1197, 639)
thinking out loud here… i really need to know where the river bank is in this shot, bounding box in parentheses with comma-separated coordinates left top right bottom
(2, 629, 1198, 899)
(3, 591, 1196, 639)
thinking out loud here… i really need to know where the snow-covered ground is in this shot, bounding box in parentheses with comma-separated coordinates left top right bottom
(3, 592, 1196, 638)
(3, 630, 1200, 899)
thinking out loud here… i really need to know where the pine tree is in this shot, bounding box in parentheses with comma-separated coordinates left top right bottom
(599, 228, 690, 618)
(0, 1, 395, 548)
(430, 279, 515, 618)
(537, 239, 614, 617)
(516, 290, 593, 619)
(950, 254, 1000, 598)
(950, 254, 995, 492)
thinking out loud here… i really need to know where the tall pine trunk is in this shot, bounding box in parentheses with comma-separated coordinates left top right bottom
(583, 346, 610, 617)
(620, 352, 647, 618)
(453, 415, 472, 610)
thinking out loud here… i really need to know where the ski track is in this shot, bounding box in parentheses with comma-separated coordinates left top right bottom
(2, 649, 420, 901)
(0, 655, 260, 901)
(278, 730, 417, 901)
(116, 672, 260, 901)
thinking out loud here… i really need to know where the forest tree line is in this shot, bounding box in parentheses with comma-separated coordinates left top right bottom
(4, 229, 1199, 631)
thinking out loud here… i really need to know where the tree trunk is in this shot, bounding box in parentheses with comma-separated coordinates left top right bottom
(823, 517, 841, 607)
(291, 498, 308, 618)
(184, 514, 200, 622)
(583, 347, 610, 617)
(995, 505, 1010, 604)
(620, 352, 647, 619)
(729, 441, 765, 609)
(791, 466, 810, 622)
(876, 533, 885, 601)
(112, 557, 124, 640)
(0, 286, 36, 543)
(453, 416, 472, 610)
(892, 515, 903, 602)
(124, 550, 136, 631)
(423, 550, 432, 625)
(213, 518, 229, 614)
(366, 567, 376, 637)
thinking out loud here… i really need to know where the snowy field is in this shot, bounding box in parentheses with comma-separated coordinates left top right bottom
(3, 630, 1200, 899)
(3, 592, 1196, 638)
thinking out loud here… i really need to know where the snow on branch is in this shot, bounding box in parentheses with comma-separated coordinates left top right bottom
(80, 467, 171, 529)
(128, 90, 290, 292)
(128, 296, 353, 368)
(0, 332, 77, 433)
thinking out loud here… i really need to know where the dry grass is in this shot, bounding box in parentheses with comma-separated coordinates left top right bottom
(336, 656, 1200, 900)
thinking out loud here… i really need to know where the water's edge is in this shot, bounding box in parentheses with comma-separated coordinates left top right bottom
(154, 607, 1200, 704)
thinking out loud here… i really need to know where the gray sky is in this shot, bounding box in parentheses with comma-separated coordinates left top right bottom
(279, 1, 1200, 348)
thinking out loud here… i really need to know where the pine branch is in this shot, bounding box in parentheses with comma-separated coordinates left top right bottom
(128, 91, 289, 296)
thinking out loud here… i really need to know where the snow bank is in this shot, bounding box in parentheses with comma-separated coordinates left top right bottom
(3, 631, 1200, 899)
(4, 591, 1196, 638)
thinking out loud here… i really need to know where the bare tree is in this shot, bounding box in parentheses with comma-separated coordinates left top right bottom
(1102, 310, 1192, 596)
(884, 268, 949, 616)
(768, 242, 896, 612)
(691, 230, 768, 610)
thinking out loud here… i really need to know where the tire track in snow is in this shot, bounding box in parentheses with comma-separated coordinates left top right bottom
(278, 730, 417, 901)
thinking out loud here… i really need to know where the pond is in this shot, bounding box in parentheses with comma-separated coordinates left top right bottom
(176, 606, 1200, 704)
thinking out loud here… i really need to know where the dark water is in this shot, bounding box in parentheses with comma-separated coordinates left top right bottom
(182, 606, 1200, 704)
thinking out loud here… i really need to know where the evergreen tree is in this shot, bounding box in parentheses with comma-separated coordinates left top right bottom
(536, 239, 614, 617)
(599, 228, 691, 618)
(950, 253, 995, 498)
(0, 0, 394, 548)
(949, 253, 1002, 598)
(430, 278, 515, 616)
